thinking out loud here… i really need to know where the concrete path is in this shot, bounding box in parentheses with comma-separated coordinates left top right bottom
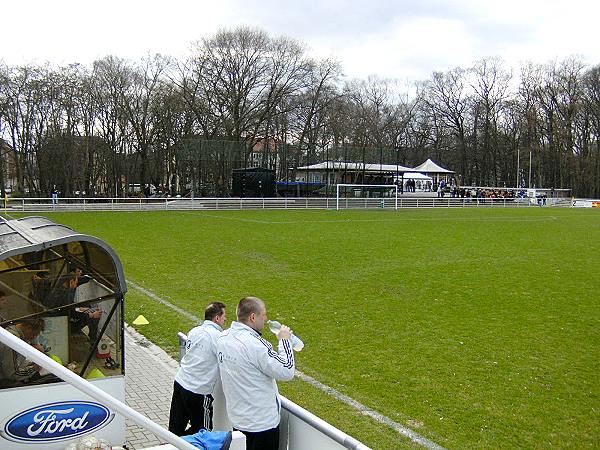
(124, 325, 180, 449)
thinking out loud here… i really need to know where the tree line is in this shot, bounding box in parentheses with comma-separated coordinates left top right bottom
(1, 26, 599, 198)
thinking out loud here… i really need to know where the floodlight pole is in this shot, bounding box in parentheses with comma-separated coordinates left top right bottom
(516, 148, 520, 188)
(528, 150, 532, 188)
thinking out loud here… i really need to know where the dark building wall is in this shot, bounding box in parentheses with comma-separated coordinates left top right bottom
(232, 168, 275, 197)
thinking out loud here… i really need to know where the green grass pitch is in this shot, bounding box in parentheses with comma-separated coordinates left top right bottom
(8, 208, 600, 449)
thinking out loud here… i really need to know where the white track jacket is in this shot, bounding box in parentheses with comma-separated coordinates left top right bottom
(175, 320, 223, 395)
(216, 321, 295, 432)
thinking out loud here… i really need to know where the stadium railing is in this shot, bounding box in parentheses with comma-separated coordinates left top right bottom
(2, 196, 574, 212)
(0, 326, 205, 450)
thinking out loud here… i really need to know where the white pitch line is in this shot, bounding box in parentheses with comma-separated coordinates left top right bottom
(295, 371, 446, 450)
(200, 213, 273, 223)
(127, 279, 200, 324)
(182, 210, 559, 225)
(127, 278, 446, 449)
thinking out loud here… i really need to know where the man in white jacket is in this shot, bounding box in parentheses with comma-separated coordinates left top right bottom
(217, 296, 294, 450)
(168, 302, 227, 436)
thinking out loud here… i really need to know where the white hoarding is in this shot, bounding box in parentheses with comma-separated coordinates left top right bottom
(0, 377, 125, 449)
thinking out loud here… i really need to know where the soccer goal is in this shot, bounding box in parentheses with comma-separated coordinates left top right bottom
(335, 184, 399, 210)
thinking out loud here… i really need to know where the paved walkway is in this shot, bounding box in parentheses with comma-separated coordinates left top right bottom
(124, 325, 180, 449)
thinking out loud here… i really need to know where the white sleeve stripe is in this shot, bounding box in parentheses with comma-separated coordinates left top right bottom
(257, 336, 294, 369)
(270, 339, 294, 369)
(281, 339, 294, 367)
(203, 395, 211, 430)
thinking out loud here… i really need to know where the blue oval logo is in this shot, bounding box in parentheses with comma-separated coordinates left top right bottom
(4, 401, 112, 442)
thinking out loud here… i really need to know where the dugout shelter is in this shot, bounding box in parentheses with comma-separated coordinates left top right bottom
(0, 216, 126, 449)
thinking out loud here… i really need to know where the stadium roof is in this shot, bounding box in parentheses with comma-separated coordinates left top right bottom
(412, 159, 455, 174)
(0, 216, 127, 294)
(394, 172, 432, 180)
(296, 161, 415, 173)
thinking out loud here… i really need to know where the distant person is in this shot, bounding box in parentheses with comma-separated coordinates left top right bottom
(51, 186, 59, 205)
(169, 302, 227, 436)
(31, 271, 53, 307)
(0, 319, 46, 386)
(217, 297, 295, 450)
(67, 266, 101, 345)
(39, 264, 101, 343)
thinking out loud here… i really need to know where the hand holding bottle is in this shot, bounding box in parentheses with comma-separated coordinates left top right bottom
(268, 320, 304, 352)
(275, 324, 292, 340)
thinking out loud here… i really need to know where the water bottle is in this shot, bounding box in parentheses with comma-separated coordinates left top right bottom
(267, 320, 304, 352)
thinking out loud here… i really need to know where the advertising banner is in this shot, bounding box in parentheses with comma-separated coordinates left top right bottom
(0, 378, 124, 449)
(572, 199, 594, 207)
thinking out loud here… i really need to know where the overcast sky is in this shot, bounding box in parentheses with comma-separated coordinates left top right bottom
(3, 0, 599, 81)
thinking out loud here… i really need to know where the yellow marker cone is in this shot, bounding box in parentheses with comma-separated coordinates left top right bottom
(85, 368, 105, 379)
(132, 315, 149, 325)
(49, 354, 63, 365)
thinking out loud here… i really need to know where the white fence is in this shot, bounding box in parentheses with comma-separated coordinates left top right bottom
(3, 196, 574, 212)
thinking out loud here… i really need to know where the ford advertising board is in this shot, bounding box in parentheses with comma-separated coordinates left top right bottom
(3, 401, 112, 443)
(0, 379, 124, 449)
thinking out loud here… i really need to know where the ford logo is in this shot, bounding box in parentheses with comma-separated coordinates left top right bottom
(3, 401, 113, 442)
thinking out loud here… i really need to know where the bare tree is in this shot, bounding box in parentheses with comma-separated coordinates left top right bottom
(120, 54, 170, 191)
(469, 57, 513, 185)
(420, 68, 472, 182)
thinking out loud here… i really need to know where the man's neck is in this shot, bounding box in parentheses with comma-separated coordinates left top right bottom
(238, 320, 261, 335)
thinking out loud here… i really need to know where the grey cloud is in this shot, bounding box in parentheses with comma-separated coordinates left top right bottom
(233, 0, 533, 48)
(220, 0, 554, 80)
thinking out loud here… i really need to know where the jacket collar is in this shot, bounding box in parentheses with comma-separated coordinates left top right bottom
(203, 320, 223, 332)
(230, 320, 262, 336)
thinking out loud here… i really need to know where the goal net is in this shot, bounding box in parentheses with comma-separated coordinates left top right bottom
(335, 184, 399, 210)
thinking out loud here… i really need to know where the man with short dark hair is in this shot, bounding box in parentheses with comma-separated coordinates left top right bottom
(168, 301, 227, 436)
(63, 265, 102, 345)
(217, 296, 295, 450)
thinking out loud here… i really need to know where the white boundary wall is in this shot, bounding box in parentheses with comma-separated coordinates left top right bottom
(2, 196, 575, 213)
